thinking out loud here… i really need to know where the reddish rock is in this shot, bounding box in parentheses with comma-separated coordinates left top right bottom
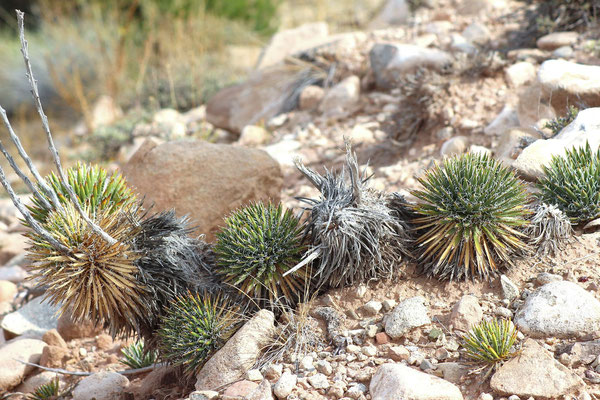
(123, 139, 283, 242)
(40, 345, 68, 368)
(57, 312, 101, 341)
(376, 332, 390, 345)
(95, 334, 114, 351)
(42, 329, 67, 349)
(223, 380, 259, 399)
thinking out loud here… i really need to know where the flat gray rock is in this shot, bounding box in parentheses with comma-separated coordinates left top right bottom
(385, 296, 431, 339)
(1, 296, 60, 337)
(491, 339, 584, 398)
(514, 281, 600, 338)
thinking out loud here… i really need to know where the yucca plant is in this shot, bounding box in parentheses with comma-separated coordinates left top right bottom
(538, 142, 600, 224)
(294, 142, 412, 289)
(214, 202, 307, 307)
(120, 340, 158, 369)
(157, 292, 241, 376)
(462, 319, 518, 364)
(0, 12, 219, 349)
(412, 153, 530, 280)
(27, 162, 137, 223)
(27, 203, 150, 338)
(28, 377, 60, 400)
(525, 203, 572, 256)
(132, 210, 223, 346)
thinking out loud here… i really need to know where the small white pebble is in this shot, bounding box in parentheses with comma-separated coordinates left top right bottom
(246, 369, 263, 381)
(79, 348, 87, 357)
(362, 345, 377, 357)
(346, 344, 361, 354)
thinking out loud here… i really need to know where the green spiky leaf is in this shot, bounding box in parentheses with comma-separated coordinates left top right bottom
(412, 153, 530, 280)
(27, 377, 60, 400)
(27, 162, 137, 223)
(462, 319, 518, 364)
(214, 202, 307, 307)
(538, 142, 600, 224)
(120, 340, 158, 369)
(157, 292, 240, 376)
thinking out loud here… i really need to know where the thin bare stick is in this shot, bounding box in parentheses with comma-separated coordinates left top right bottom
(17, 10, 117, 245)
(15, 359, 165, 376)
(0, 163, 70, 253)
(0, 106, 52, 209)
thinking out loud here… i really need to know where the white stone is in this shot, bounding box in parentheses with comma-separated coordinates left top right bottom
(362, 345, 378, 357)
(263, 139, 302, 167)
(505, 62, 536, 87)
(299, 355, 315, 371)
(258, 22, 329, 69)
(484, 105, 520, 136)
(440, 136, 469, 156)
(246, 369, 263, 382)
(450, 295, 483, 331)
(273, 371, 296, 399)
(363, 300, 383, 315)
(515, 281, 600, 338)
(72, 371, 129, 400)
(0, 338, 46, 391)
(538, 60, 600, 112)
(369, 0, 409, 28)
(370, 363, 463, 400)
(316, 360, 333, 375)
(462, 22, 491, 45)
(308, 373, 329, 389)
(470, 145, 491, 156)
(500, 275, 520, 302)
(384, 297, 431, 339)
(537, 32, 578, 51)
(238, 125, 269, 147)
(513, 107, 600, 180)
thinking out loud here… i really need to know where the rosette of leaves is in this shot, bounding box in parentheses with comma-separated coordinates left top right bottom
(412, 153, 530, 280)
(294, 142, 412, 289)
(157, 292, 241, 376)
(462, 318, 518, 364)
(27, 377, 60, 400)
(27, 162, 137, 223)
(538, 142, 600, 224)
(120, 340, 158, 369)
(27, 203, 150, 338)
(215, 202, 307, 307)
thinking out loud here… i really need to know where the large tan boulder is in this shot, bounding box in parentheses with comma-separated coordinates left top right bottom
(122, 139, 283, 242)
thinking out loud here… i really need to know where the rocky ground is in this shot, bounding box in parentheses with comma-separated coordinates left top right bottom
(1, 0, 600, 399)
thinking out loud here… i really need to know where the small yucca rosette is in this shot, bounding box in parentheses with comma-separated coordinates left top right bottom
(462, 318, 518, 364)
(538, 142, 600, 224)
(412, 152, 530, 280)
(157, 292, 240, 376)
(214, 202, 307, 307)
